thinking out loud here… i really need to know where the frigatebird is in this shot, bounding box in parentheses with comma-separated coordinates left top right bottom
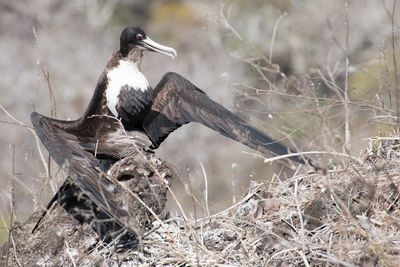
(31, 27, 311, 229)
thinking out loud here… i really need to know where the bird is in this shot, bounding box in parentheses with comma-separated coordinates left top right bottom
(31, 26, 312, 230)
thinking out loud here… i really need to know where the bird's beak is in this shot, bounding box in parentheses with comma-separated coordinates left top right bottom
(139, 37, 177, 60)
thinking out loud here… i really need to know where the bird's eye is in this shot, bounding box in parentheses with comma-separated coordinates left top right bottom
(136, 33, 143, 41)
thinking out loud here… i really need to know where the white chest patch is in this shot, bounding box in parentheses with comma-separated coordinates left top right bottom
(106, 60, 150, 116)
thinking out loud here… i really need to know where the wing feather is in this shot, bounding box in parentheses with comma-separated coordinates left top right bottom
(143, 72, 307, 165)
(31, 112, 129, 222)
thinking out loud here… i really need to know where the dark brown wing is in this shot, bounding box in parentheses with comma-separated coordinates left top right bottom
(142, 72, 307, 165)
(31, 112, 129, 224)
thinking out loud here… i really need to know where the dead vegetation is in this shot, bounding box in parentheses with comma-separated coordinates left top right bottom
(1, 1, 400, 266)
(1, 136, 400, 266)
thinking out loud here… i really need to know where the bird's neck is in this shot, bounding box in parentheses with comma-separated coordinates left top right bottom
(108, 59, 149, 91)
(81, 51, 152, 121)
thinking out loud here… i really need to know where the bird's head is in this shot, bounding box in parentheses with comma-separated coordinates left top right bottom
(120, 27, 177, 61)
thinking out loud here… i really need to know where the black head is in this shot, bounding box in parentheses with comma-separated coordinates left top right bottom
(120, 27, 146, 56)
(119, 26, 176, 59)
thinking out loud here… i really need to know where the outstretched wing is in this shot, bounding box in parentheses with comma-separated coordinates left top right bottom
(31, 112, 130, 224)
(142, 72, 307, 165)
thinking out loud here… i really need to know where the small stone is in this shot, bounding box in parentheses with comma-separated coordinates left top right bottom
(223, 230, 236, 241)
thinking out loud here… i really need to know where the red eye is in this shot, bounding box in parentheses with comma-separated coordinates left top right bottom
(136, 33, 143, 41)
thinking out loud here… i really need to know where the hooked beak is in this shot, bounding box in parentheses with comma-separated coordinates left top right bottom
(139, 37, 177, 60)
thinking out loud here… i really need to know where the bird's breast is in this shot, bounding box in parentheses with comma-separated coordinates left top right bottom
(106, 60, 150, 117)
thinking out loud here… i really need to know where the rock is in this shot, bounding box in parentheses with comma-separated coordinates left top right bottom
(0, 150, 172, 266)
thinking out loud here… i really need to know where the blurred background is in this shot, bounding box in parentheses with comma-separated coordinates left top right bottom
(0, 0, 398, 243)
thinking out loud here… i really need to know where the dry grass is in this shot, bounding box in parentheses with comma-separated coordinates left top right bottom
(1, 0, 399, 218)
(6, 136, 400, 266)
(1, 1, 400, 265)
(62, 136, 397, 266)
